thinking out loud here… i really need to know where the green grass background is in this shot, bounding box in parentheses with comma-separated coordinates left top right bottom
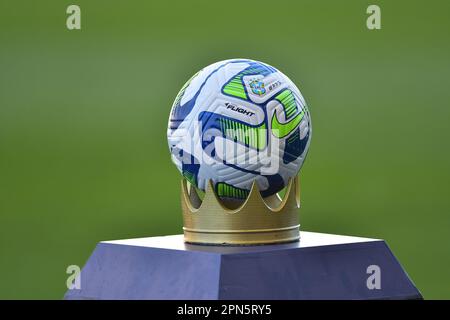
(1, 0, 450, 299)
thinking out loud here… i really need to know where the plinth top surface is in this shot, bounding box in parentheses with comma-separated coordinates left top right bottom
(102, 231, 380, 254)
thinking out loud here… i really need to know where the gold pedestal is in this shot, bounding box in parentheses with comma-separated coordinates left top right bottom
(181, 177, 301, 245)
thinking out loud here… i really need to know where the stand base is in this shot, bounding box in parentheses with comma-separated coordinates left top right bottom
(64, 232, 422, 300)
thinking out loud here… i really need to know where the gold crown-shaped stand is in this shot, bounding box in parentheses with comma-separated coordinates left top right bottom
(181, 177, 301, 245)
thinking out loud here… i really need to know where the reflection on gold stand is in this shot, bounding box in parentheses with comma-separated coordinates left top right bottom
(181, 177, 301, 245)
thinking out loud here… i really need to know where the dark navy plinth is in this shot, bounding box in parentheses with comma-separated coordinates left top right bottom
(64, 232, 422, 300)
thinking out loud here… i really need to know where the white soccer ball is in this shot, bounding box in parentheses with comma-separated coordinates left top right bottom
(167, 59, 311, 200)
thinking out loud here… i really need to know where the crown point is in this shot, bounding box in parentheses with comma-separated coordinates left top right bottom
(246, 179, 264, 203)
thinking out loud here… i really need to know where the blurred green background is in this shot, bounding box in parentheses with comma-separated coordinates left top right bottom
(1, 0, 449, 299)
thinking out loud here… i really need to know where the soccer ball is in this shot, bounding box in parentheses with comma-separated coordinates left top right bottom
(167, 59, 311, 200)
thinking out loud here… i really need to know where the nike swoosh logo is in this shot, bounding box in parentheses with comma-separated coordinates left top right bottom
(271, 110, 304, 138)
